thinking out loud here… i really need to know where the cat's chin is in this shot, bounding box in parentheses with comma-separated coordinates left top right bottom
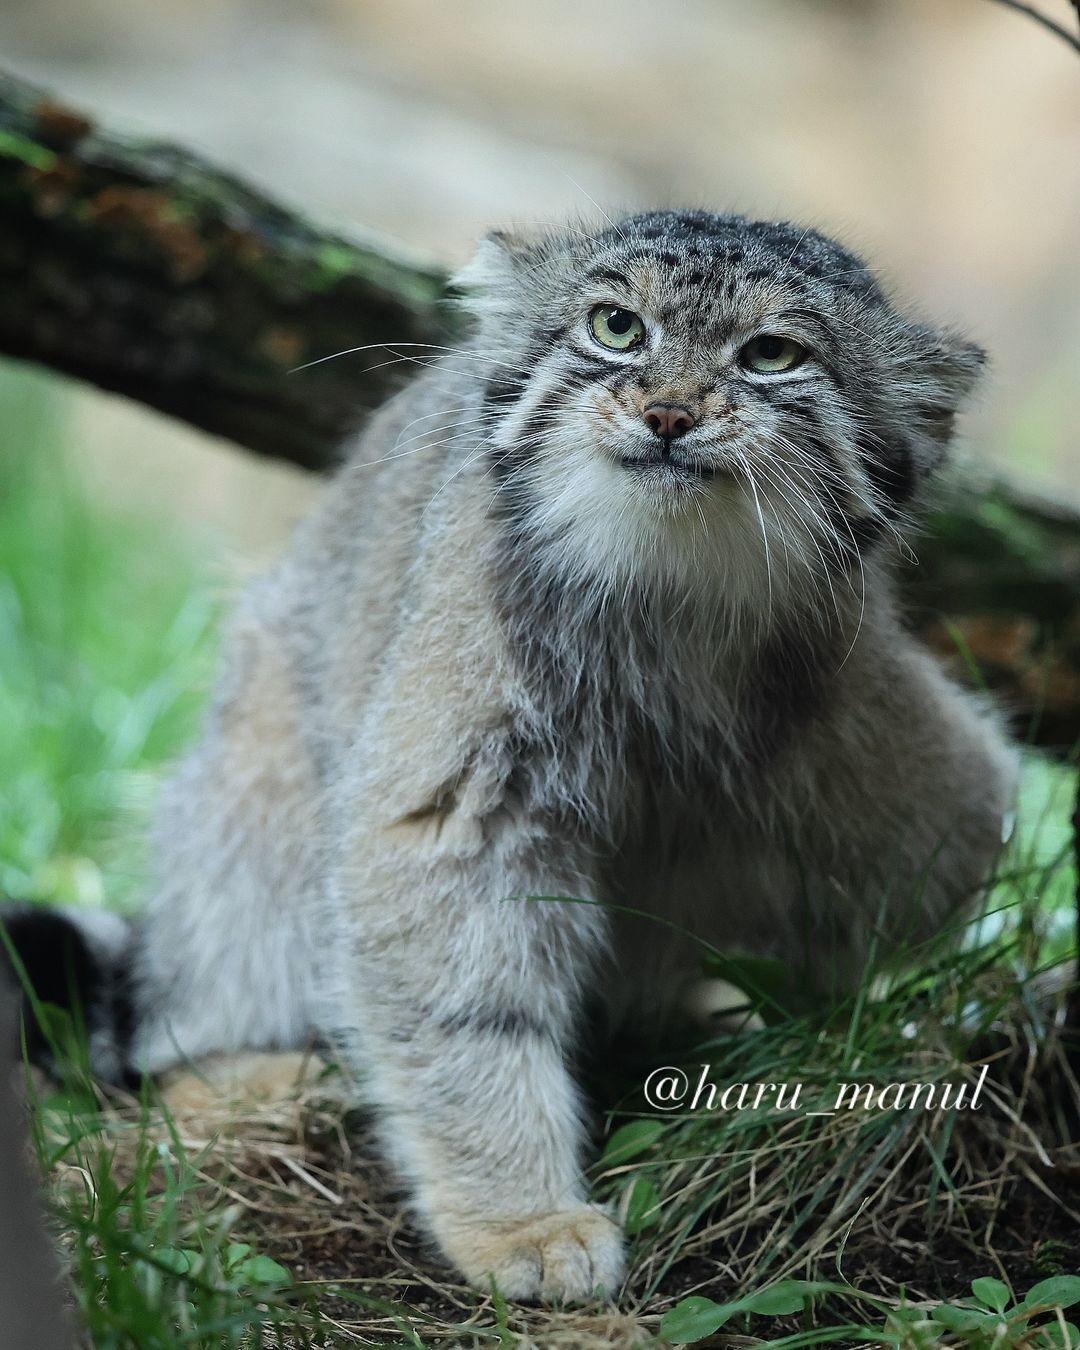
(615, 455, 742, 516)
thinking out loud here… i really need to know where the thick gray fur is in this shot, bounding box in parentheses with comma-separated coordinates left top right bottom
(68, 211, 1017, 1299)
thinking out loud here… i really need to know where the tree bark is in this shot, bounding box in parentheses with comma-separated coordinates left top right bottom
(2, 68, 1079, 748)
(0, 69, 450, 473)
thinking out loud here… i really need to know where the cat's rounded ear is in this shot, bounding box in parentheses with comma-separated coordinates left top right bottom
(450, 229, 556, 326)
(451, 229, 543, 297)
(914, 326, 986, 400)
(902, 326, 987, 447)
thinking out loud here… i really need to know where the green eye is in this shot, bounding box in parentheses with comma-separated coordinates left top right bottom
(589, 305, 646, 351)
(740, 334, 807, 374)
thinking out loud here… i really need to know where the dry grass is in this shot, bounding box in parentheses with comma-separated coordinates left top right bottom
(32, 950, 1079, 1348)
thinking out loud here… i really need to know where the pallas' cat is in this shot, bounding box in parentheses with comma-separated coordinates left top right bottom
(4, 210, 1015, 1300)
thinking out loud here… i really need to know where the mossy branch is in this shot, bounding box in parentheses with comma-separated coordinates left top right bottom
(0, 70, 452, 473)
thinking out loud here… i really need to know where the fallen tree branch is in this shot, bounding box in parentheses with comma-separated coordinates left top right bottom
(0, 70, 451, 472)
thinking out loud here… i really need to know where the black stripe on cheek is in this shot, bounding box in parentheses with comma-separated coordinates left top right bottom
(483, 372, 527, 406)
(799, 434, 873, 568)
(482, 334, 559, 409)
(485, 394, 561, 521)
(564, 339, 626, 373)
(483, 344, 545, 409)
(857, 433, 916, 508)
(564, 356, 619, 383)
(515, 399, 558, 451)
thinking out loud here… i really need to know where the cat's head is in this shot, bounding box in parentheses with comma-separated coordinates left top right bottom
(456, 210, 983, 610)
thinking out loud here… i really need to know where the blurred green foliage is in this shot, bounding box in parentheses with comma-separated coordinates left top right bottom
(0, 361, 218, 910)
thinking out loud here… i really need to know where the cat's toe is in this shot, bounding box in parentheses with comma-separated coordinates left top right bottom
(438, 1207, 625, 1302)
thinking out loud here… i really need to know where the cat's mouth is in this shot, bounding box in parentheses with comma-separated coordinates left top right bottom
(619, 452, 723, 480)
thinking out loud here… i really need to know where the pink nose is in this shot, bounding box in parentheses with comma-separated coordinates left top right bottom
(643, 403, 697, 440)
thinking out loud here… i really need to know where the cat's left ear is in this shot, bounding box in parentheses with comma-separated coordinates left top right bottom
(905, 326, 987, 444)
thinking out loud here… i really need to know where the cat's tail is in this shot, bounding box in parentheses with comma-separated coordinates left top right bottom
(0, 904, 136, 1083)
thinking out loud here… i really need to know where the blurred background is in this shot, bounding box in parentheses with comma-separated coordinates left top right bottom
(1, 0, 1079, 905)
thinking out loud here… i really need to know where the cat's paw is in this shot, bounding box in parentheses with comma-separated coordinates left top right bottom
(437, 1206, 625, 1302)
(159, 1051, 328, 1115)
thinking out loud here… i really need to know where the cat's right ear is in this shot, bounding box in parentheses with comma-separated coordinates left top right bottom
(451, 230, 543, 316)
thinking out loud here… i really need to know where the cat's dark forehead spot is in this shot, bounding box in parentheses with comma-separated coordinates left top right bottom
(585, 265, 635, 289)
(586, 209, 882, 304)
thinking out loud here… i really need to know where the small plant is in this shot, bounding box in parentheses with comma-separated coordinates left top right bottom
(915, 1276, 1080, 1349)
(148, 1241, 291, 1293)
(659, 1275, 1080, 1346)
(1037, 1240, 1074, 1278)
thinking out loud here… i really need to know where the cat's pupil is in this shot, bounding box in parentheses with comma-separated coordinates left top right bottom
(757, 335, 784, 359)
(606, 309, 633, 334)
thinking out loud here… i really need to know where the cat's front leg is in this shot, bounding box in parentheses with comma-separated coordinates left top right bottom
(329, 818, 624, 1303)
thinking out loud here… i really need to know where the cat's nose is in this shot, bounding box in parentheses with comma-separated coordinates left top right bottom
(642, 403, 697, 440)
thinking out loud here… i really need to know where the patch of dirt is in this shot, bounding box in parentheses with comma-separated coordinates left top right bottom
(230, 1094, 1080, 1344)
(840, 1160, 1080, 1298)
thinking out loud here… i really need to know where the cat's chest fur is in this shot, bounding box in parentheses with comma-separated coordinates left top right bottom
(501, 567, 829, 839)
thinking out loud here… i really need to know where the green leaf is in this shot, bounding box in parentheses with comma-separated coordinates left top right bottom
(742, 1280, 811, 1316)
(600, 1120, 664, 1167)
(1035, 1320, 1080, 1348)
(885, 1309, 944, 1344)
(233, 1254, 291, 1287)
(932, 1304, 993, 1332)
(153, 1247, 194, 1276)
(224, 1242, 252, 1268)
(624, 1176, 662, 1235)
(660, 1296, 735, 1344)
(1024, 1277, 1080, 1312)
(972, 1276, 1010, 1312)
